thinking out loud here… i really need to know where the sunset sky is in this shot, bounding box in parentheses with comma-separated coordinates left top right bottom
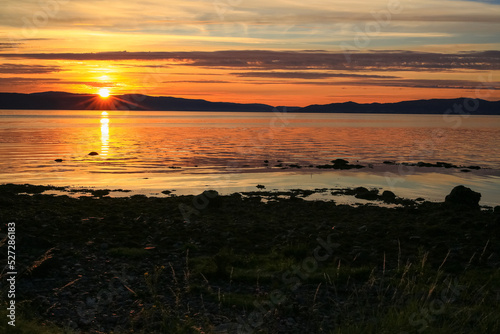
(1, 0, 500, 106)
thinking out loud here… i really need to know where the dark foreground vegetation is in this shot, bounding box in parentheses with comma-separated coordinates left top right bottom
(0, 184, 499, 334)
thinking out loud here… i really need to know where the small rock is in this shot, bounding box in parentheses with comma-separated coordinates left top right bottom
(88, 151, 99, 156)
(354, 186, 369, 193)
(67, 320, 78, 329)
(86, 297, 96, 308)
(51, 307, 68, 318)
(354, 187, 379, 200)
(256, 184, 265, 189)
(436, 162, 455, 168)
(332, 158, 349, 165)
(92, 189, 109, 197)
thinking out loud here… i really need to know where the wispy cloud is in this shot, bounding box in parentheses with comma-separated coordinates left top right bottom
(1, 50, 499, 71)
(232, 71, 399, 79)
(0, 77, 61, 84)
(0, 63, 62, 74)
(0, 77, 121, 89)
(255, 78, 500, 90)
(0, 42, 18, 51)
(2, 0, 500, 51)
(164, 80, 233, 84)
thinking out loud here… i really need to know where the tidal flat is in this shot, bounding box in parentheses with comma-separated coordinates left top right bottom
(0, 183, 499, 334)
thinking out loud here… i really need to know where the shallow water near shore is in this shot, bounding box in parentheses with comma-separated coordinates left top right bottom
(34, 166, 500, 206)
(1, 110, 499, 205)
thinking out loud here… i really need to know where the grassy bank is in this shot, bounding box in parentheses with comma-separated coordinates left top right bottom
(0, 184, 499, 333)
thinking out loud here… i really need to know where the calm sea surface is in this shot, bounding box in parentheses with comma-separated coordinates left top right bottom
(1, 110, 499, 205)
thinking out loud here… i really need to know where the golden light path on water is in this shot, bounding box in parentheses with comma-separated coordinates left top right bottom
(100, 111, 109, 157)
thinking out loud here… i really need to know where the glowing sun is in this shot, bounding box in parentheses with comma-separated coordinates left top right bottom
(98, 88, 110, 98)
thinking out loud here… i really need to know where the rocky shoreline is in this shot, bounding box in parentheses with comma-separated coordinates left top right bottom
(0, 184, 499, 333)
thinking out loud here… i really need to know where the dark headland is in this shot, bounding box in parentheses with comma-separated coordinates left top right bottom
(1, 92, 500, 114)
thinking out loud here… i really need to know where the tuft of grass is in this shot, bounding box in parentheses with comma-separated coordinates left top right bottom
(220, 292, 259, 308)
(0, 304, 74, 334)
(130, 252, 214, 334)
(325, 253, 500, 334)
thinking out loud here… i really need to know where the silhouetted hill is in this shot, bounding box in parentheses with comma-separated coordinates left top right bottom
(0, 92, 499, 114)
(296, 98, 500, 115)
(0, 92, 275, 112)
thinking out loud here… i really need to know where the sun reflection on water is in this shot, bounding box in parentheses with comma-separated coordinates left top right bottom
(100, 111, 109, 156)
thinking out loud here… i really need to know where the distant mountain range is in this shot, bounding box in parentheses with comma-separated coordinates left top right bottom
(0, 92, 276, 112)
(297, 98, 500, 115)
(0, 92, 499, 114)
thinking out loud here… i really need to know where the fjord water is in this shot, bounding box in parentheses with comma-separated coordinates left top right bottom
(0, 110, 499, 205)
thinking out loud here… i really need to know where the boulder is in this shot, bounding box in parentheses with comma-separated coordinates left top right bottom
(445, 185, 481, 209)
(197, 190, 221, 208)
(381, 190, 396, 202)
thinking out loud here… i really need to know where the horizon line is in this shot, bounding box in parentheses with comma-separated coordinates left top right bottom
(2, 91, 500, 108)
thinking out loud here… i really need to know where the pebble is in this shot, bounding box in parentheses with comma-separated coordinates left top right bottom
(86, 296, 97, 308)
